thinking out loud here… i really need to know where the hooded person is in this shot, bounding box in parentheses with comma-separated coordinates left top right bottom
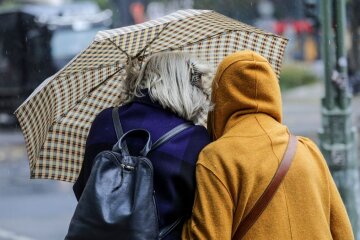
(182, 50, 354, 240)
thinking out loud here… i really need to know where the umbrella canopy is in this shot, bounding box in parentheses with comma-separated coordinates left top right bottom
(15, 9, 288, 182)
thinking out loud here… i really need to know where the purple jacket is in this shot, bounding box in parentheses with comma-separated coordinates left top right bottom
(73, 93, 210, 239)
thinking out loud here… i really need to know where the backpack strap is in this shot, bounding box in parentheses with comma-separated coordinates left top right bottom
(112, 107, 193, 155)
(112, 107, 129, 154)
(150, 123, 193, 152)
(112, 107, 124, 140)
(159, 215, 186, 239)
(234, 134, 298, 239)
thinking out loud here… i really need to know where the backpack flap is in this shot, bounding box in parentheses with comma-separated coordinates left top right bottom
(66, 129, 159, 240)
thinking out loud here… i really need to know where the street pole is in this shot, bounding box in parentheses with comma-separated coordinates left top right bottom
(319, 0, 360, 238)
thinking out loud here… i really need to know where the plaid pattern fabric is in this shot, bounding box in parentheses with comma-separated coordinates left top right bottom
(15, 9, 288, 182)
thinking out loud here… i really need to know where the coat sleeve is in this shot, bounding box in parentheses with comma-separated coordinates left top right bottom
(72, 121, 101, 201)
(328, 174, 355, 240)
(313, 142, 353, 239)
(299, 137, 354, 239)
(73, 109, 114, 200)
(182, 152, 234, 240)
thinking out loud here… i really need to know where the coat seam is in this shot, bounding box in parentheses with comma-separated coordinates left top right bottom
(197, 155, 235, 208)
(254, 116, 280, 163)
(298, 137, 332, 224)
(219, 114, 284, 139)
(196, 162, 235, 206)
(254, 62, 259, 113)
(254, 115, 294, 239)
(282, 178, 294, 239)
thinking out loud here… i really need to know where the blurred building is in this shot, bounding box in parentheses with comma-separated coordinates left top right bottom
(0, 1, 112, 125)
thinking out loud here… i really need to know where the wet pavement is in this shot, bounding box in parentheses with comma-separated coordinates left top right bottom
(0, 130, 76, 240)
(283, 82, 360, 140)
(0, 82, 359, 240)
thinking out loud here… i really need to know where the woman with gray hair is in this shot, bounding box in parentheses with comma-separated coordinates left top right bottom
(72, 52, 211, 239)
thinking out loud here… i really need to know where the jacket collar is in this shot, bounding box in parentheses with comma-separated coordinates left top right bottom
(132, 90, 164, 110)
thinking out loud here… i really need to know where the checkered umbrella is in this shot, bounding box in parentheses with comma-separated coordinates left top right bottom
(15, 9, 288, 182)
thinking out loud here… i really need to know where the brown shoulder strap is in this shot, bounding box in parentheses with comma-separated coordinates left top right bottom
(234, 134, 298, 239)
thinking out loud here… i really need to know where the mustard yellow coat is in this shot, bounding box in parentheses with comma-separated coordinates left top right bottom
(182, 51, 354, 240)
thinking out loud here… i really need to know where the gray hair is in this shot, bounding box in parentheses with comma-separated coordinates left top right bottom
(122, 52, 212, 123)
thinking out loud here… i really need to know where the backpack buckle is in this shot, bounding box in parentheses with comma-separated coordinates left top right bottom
(120, 163, 135, 171)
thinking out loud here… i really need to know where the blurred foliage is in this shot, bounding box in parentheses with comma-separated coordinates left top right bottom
(0, 0, 18, 8)
(279, 64, 319, 90)
(94, 0, 111, 9)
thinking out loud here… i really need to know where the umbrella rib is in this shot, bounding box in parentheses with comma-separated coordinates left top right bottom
(164, 29, 233, 51)
(49, 64, 125, 127)
(108, 22, 171, 62)
(87, 65, 125, 96)
(134, 22, 171, 59)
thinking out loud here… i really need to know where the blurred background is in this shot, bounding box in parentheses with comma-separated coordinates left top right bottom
(0, 0, 360, 239)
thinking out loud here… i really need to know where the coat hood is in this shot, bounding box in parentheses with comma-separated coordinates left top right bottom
(208, 50, 282, 140)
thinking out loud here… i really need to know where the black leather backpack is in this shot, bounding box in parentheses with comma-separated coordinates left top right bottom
(65, 107, 192, 240)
